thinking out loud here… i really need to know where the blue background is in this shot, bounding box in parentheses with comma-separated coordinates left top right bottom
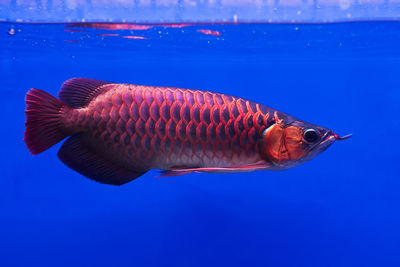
(1, 21, 399, 266)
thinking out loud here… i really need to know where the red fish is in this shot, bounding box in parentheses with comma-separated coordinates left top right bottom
(24, 78, 351, 185)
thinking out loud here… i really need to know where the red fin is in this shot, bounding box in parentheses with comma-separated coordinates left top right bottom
(58, 78, 113, 108)
(159, 162, 272, 176)
(58, 135, 146, 185)
(158, 170, 193, 177)
(24, 88, 68, 155)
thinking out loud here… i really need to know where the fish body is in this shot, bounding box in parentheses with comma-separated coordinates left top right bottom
(25, 78, 348, 185)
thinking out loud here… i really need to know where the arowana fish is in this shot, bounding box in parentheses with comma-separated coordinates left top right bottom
(24, 78, 351, 185)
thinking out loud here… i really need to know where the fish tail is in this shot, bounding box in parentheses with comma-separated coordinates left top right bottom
(24, 88, 69, 155)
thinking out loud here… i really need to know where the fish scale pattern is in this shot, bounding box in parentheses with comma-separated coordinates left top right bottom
(80, 84, 275, 169)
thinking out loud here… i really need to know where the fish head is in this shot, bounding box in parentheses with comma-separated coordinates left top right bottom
(260, 117, 350, 169)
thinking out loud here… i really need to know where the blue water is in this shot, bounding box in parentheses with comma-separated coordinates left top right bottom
(1, 21, 399, 266)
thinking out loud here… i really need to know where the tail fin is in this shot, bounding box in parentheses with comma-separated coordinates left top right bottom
(24, 88, 69, 155)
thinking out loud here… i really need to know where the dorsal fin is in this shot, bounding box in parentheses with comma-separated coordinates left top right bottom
(58, 78, 113, 108)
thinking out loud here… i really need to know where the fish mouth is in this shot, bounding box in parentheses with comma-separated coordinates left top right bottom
(319, 130, 352, 146)
(307, 130, 352, 159)
(310, 130, 337, 154)
(321, 130, 337, 144)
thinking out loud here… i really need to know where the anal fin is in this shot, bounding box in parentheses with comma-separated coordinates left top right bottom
(58, 135, 146, 185)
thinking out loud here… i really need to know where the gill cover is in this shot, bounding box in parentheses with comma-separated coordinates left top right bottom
(260, 122, 307, 167)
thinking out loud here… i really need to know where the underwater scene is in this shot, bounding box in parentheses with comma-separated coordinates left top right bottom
(1, 21, 400, 266)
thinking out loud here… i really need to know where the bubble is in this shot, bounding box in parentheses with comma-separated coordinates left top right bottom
(233, 14, 238, 23)
(8, 28, 15, 35)
(339, 0, 351, 10)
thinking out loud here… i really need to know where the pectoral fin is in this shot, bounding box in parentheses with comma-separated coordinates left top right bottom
(158, 162, 271, 177)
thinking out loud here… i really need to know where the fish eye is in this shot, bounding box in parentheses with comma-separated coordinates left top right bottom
(303, 129, 319, 144)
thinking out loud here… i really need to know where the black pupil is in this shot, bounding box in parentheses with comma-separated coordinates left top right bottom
(304, 129, 319, 143)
